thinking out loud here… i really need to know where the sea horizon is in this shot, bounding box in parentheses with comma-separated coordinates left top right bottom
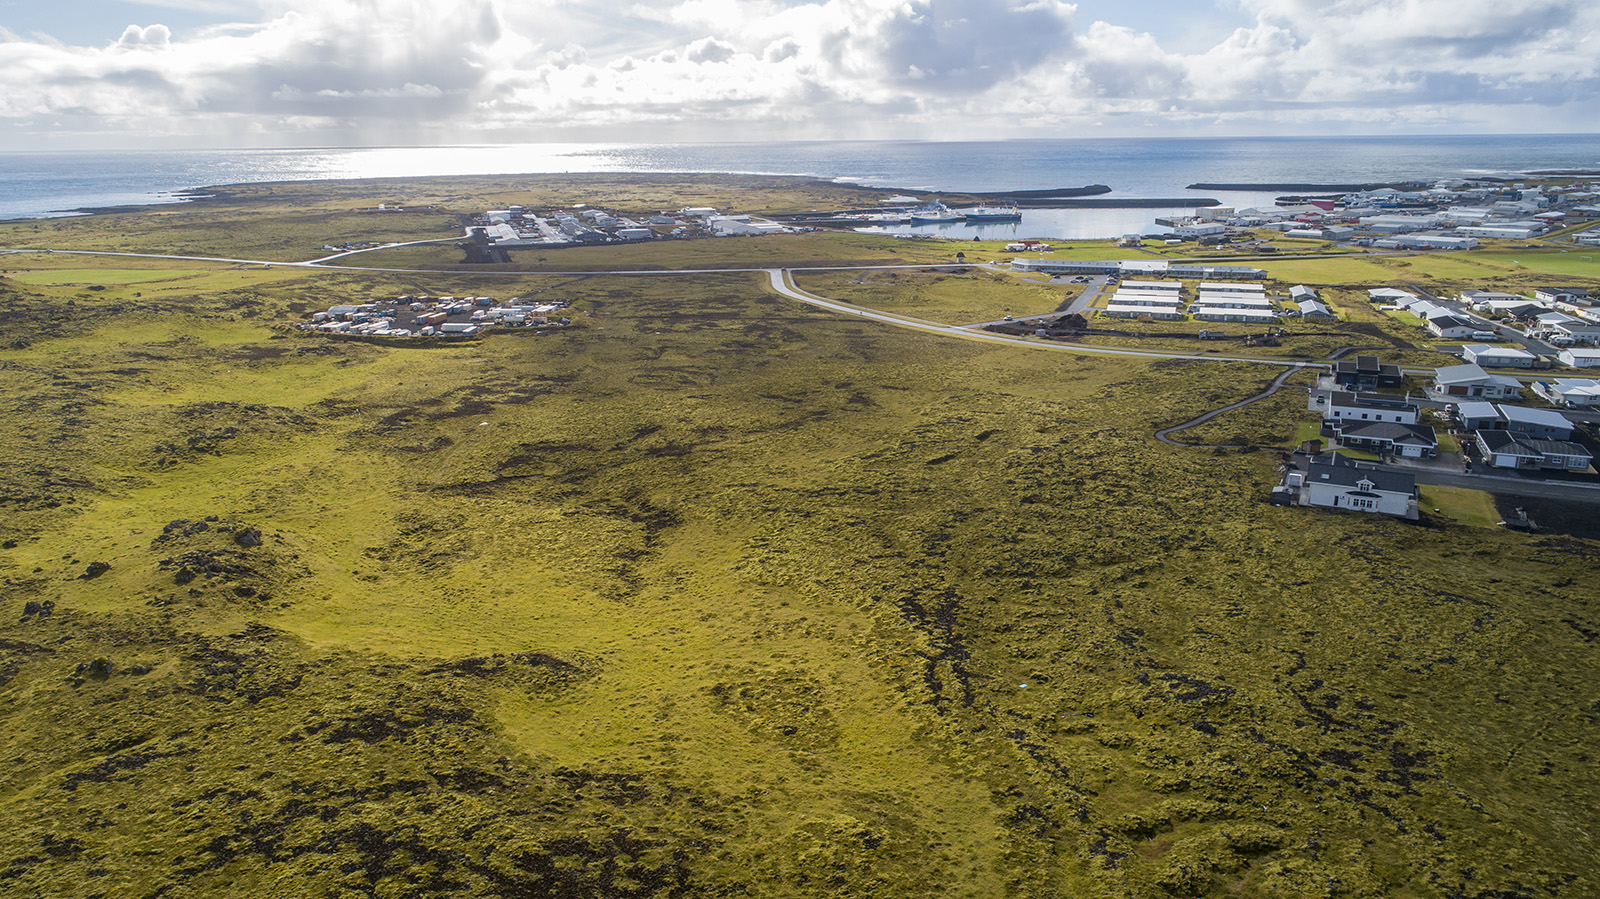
(4, 134, 1600, 237)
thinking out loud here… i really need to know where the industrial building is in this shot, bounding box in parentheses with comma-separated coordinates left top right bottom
(1009, 259, 1266, 279)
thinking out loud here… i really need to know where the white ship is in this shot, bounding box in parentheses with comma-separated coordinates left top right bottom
(908, 201, 965, 223)
(960, 203, 1021, 222)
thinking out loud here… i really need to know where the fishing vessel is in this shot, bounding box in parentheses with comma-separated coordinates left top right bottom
(959, 203, 1022, 222)
(908, 201, 965, 223)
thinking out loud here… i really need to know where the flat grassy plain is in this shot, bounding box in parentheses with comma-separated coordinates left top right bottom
(792, 268, 1073, 324)
(1257, 247, 1600, 290)
(1, 182, 1598, 899)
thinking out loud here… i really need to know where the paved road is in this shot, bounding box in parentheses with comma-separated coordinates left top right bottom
(1387, 466, 1600, 504)
(304, 237, 461, 264)
(1154, 367, 1305, 446)
(1404, 282, 1559, 358)
(0, 247, 997, 279)
(1065, 275, 1109, 314)
(958, 275, 1106, 328)
(765, 269, 1326, 368)
(0, 244, 1334, 369)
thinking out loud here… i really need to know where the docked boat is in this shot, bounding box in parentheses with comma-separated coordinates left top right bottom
(960, 203, 1021, 222)
(908, 201, 965, 223)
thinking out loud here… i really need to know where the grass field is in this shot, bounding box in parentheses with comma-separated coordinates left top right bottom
(5, 268, 214, 285)
(791, 268, 1072, 324)
(1, 177, 1598, 899)
(1256, 248, 1600, 289)
(1419, 485, 1502, 527)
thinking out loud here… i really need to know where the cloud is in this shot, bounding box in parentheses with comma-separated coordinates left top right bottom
(685, 37, 736, 64)
(1188, 0, 1600, 114)
(0, 0, 1595, 146)
(117, 24, 173, 48)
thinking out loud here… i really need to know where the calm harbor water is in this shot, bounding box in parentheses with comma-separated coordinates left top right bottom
(2, 135, 1598, 239)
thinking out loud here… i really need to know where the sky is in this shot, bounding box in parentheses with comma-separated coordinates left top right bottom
(0, 0, 1596, 149)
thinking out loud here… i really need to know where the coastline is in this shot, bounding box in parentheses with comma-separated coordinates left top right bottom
(8, 134, 1600, 221)
(1187, 181, 1431, 192)
(47, 173, 1227, 222)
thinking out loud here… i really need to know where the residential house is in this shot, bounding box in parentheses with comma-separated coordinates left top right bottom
(1316, 390, 1419, 424)
(1333, 355, 1403, 390)
(1297, 452, 1417, 517)
(1327, 420, 1438, 458)
(1452, 400, 1506, 432)
(1475, 299, 1550, 320)
(1532, 378, 1600, 407)
(1536, 287, 1593, 306)
(1461, 290, 1528, 305)
(1297, 300, 1337, 319)
(1426, 315, 1480, 339)
(1460, 344, 1538, 368)
(1431, 363, 1524, 399)
(1404, 298, 1453, 319)
(1542, 320, 1600, 346)
(1453, 402, 1575, 440)
(1496, 405, 1576, 441)
(1368, 287, 1418, 305)
(1559, 348, 1600, 368)
(1475, 430, 1593, 472)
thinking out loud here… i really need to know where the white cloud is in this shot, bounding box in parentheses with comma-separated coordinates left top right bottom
(0, 0, 1595, 146)
(117, 24, 174, 49)
(685, 37, 737, 64)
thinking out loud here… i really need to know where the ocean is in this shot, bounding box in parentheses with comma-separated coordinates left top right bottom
(2, 135, 1598, 239)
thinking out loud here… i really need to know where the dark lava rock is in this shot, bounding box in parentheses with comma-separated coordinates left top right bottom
(234, 528, 262, 548)
(75, 657, 113, 679)
(79, 561, 112, 580)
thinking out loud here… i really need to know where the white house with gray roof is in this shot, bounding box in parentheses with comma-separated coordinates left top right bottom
(1533, 378, 1600, 407)
(1460, 344, 1538, 369)
(1431, 363, 1523, 399)
(1295, 453, 1417, 517)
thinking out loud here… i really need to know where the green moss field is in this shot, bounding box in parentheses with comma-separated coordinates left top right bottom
(0, 176, 1598, 899)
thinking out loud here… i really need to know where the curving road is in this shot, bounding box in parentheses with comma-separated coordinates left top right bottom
(766, 269, 1324, 369)
(2, 244, 1327, 372)
(1153, 366, 1306, 447)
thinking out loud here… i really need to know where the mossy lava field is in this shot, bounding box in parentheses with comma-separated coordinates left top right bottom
(0, 177, 1597, 898)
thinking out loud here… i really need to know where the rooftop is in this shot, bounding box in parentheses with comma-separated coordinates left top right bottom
(1462, 344, 1536, 359)
(1496, 404, 1574, 429)
(1306, 452, 1416, 493)
(1333, 421, 1437, 445)
(1454, 400, 1500, 419)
